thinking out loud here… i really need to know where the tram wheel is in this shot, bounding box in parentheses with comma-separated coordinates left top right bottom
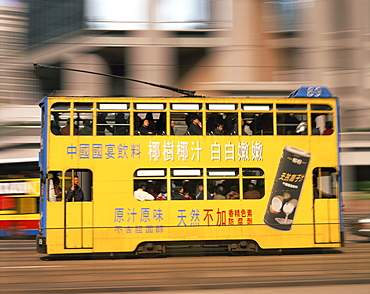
(134, 243, 164, 258)
(228, 240, 259, 255)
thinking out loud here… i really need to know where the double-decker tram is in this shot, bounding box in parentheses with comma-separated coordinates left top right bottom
(0, 178, 39, 237)
(36, 86, 343, 256)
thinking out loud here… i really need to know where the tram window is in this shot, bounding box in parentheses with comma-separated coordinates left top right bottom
(47, 171, 63, 202)
(51, 102, 70, 111)
(311, 104, 332, 111)
(170, 179, 203, 200)
(134, 112, 165, 135)
(65, 169, 93, 202)
(242, 113, 273, 135)
(311, 113, 334, 135)
(76, 112, 93, 135)
(133, 179, 168, 201)
(0, 196, 16, 214)
(277, 104, 307, 111)
(135, 103, 165, 111)
(112, 112, 130, 135)
(0, 196, 39, 214)
(206, 112, 238, 135)
(313, 168, 337, 199)
(242, 168, 264, 176)
(97, 112, 130, 136)
(134, 169, 167, 201)
(135, 169, 166, 177)
(242, 168, 265, 199)
(50, 112, 78, 135)
(277, 113, 307, 135)
(242, 104, 272, 111)
(242, 179, 264, 199)
(207, 169, 239, 200)
(99, 103, 129, 110)
(74, 103, 93, 111)
(17, 197, 38, 214)
(170, 169, 202, 200)
(207, 104, 236, 111)
(171, 103, 201, 111)
(170, 112, 202, 135)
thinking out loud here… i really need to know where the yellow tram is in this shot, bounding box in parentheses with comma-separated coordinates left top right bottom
(36, 86, 342, 256)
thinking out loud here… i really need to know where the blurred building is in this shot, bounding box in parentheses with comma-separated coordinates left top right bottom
(0, 0, 40, 175)
(0, 0, 39, 105)
(1, 0, 369, 190)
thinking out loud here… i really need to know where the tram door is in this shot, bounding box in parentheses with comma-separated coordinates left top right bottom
(65, 169, 93, 249)
(313, 168, 340, 244)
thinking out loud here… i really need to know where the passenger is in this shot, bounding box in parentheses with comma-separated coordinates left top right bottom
(139, 119, 154, 135)
(213, 186, 226, 200)
(156, 183, 167, 200)
(51, 120, 61, 135)
(226, 186, 240, 199)
(243, 183, 261, 199)
(144, 113, 156, 131)
(134, 182, 155, 201)
(206, 113, 224, 133)
(322, 121, 333, 135)
(79, 119, 92, 135)
(187, 117, 202, 135)
(213, 123, 224, 135)
(247, 114, 263, 135)
(114, 113, 128, 135)
(97, 113, 114, 135)
(66, 176, 84, 202)
(185, 113, 197, 127)
(195, 184, 212, 200)
(52, 175, 62, 201)
(224, 113, 237, 134)
(145, 181, 156, 198)
(172, 186, 191, 200)
(61, 119, 78, 135)
(170, 120, 176, 135)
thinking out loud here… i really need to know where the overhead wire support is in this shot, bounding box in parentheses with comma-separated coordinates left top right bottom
(33, 62, 199, 97)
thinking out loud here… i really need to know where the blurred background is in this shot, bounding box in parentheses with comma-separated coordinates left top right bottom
(0, 0, 369, 197)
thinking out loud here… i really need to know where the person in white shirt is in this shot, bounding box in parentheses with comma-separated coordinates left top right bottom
(134, 182, 155, 201)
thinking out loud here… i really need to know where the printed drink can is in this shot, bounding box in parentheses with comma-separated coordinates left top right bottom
(264, 146, 311, 231)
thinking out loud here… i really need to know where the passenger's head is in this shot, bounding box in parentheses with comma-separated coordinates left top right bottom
(53, 175, 60, 186)
(73, 176, 79, 185)
(143, 119, 149, 127)
(83, 119, 91, 127)
(247, 183, 256, 191)
(197, 184, 204, 191)
(174, 186, 184, 194)
(138, 182, 147, 190)
(170, 120, 175, 127)
(325, 121, 333, 129)
(216, 124, 224, 131)
(160, 183, 167, 193)
(216, 186, 225, 195)
(191, 117, 200, 124)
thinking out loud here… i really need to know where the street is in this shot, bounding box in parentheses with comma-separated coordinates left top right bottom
(1, 231, 369, 293)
